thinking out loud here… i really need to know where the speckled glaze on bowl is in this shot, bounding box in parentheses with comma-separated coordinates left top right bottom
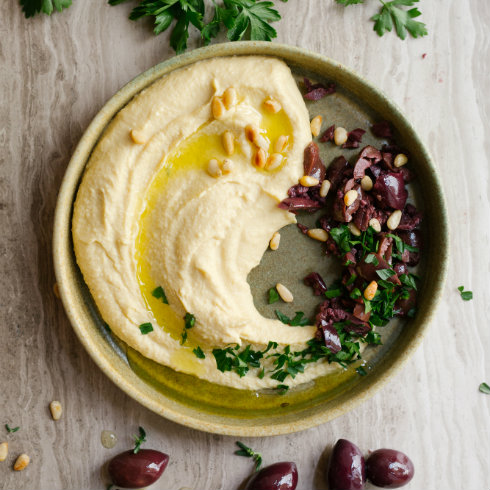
(53, 42, 448, 436)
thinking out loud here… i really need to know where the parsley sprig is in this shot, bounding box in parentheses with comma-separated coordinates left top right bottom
(133, 426, 147, 454)
(20, 0, 72, 17)
(5, 424, 20, 433)
(108, 0, 287, 53)
(235, 441, 262, 471)
(336, 0, 427, 40)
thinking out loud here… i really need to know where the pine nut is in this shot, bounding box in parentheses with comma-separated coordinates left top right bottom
(269, 232, 280, 251)
(334, 127, 348, 146)
(253, 149, 267, 169)
(0, 442, 8, 462)
(266, 153, 283, 170)
(307, 228, 328, 242)
(13, 454, 30, 471)
(310, 115, 323, 137)
(369, 218, 382, 233)
(222, 87, 237, 110)
(276, 283, 293, 303)
(254, 135, 269, 151)
(207, 159, 222, 178)
(263, 96, 282, 113)
(387, 210, 402, 230)
(245, 124, 269, 151)
(394, 153, 408, 167)
(222, 131, 235, 156)
(49, 400, 62, 421)
(130, 129, 147, 145)
(361, 175, 373, 191)
(348, 222, 361, 237)
(299, 175, 319, 187)
(344, 189, 358, 207)
(274, 135, 289, 153)
(245, 124, 259, 143)
(221, 159, 233, 174)
(212, 96, 225, 119)
(320, 179, 331, 198)
(364, 281, 378, 301)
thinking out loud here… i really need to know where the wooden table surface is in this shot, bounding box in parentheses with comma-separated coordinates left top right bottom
(2, 1, 489, 489)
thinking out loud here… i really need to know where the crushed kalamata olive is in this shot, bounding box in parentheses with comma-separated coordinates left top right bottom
(303, 77, 336, 100)
(279, 128, 422, 358)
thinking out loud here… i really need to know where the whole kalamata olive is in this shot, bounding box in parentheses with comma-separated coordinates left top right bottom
(108, 449, 169, 488)
(245, 462, 298, 490)
(327, 439, 366, 490)
(366, 448, 414, 488)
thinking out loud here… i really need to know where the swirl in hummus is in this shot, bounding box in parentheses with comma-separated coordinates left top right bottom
(73, 56, 339, 390)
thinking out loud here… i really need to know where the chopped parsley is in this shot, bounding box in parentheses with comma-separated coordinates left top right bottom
(479, 382, 490, 394)
(213, 344, 266, 377)
(376, 268, 396, 281)
(133, 426, 146, 454)
(181, 312, 196, 344)
(325, 287, 343, 299)
(152, 286, 169, 304)
(5, 424, 20, 433)
(458, 286, 473, 301)
(275, 310, 310, 326)
(364, 253, 379, 266)
(193, 346, 205, 359)
(139, 322, 154, 335)
(268, 287, 280, 304)
(399, 273, 417, 290)
(356, 366, 367, 376)
(234, 441, 262, 471)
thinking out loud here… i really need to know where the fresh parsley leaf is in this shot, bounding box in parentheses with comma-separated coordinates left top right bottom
(184, 312, 196, 329)
(376, 268, 396, 281)
(223, 0, 281, 42)
(152, 286, 169, 304)
(193, 346, 205, 359)
(181, 313, 195, 343)
(364, 253, 379, 266)
(458, 286, 473, 301)
(325, 287, 343, 299)
(5, 424, 20, 433)
(356, 366, 367, 376)
(234, 441, 262, 471)
(111, 0, 205, 54)
(268, 287, 280, 304)
(20, 0, 72, 18)
(275, 310, 310, 326)
(133, 426, 146, 454)
(372, 0, 427, 40)
(399, 274, 417, 290)
(139, 322, 154, 335)
(213, 344, 264, 377)
(275, 384, 289, 394)
(479, 382, 490, 394)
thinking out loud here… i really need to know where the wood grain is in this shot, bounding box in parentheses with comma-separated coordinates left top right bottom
(1, 1, 489, 488)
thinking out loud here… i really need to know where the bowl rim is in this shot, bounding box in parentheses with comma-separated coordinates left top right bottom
(53, 41, 449, 436)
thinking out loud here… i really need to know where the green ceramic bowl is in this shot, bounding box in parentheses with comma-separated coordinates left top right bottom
(53, 42, 448, 436)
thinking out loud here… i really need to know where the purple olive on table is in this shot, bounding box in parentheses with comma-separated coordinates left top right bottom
(108, 449, 169, 488)
(244, 462, 298, 490)
(366, 448, 414, 488)
(327, 439, 366, 490)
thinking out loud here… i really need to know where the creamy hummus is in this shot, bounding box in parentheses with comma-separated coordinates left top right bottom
(73, 56, 338, 390)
